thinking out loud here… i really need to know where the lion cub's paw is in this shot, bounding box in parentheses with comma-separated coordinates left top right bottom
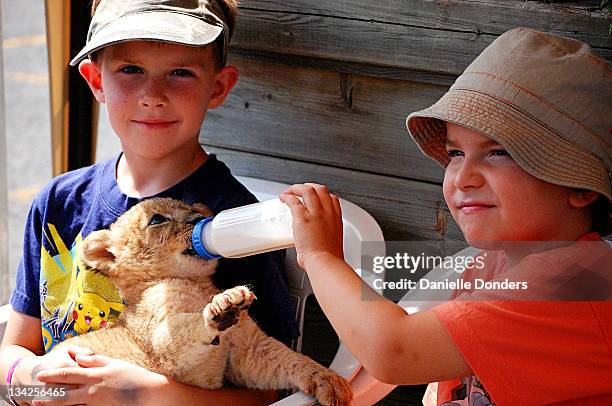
(203, 286, 256, 332)
(301, 370, 352, 406)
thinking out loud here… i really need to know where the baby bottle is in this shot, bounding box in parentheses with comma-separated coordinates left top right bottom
(191, 198, 294, 259)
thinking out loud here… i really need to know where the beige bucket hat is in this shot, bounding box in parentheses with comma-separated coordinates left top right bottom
(70, 0, 230, 67)
(406, 27, 612, 202)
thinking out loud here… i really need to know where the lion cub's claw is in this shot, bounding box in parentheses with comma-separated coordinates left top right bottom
(203, 286, 256, 332)
(301, 370, 352, 406)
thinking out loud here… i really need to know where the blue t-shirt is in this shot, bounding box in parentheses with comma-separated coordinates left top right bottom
(11, 154, 299, 351)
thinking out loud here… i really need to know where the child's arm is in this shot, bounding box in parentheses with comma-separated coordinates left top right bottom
(280, 184, 473, 385)
(0, 310, 43, 384)
(34, 355, 278, 405)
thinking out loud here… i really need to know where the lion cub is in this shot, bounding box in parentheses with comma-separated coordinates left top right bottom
(54, 198, 351, 405)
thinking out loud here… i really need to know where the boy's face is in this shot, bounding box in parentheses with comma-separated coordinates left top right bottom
(79, 41, 237, 161)
(442, 123, 591, 243)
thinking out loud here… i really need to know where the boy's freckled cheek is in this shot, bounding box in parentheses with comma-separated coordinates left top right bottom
(442, 173, 455, 205)
(118, 84, 139, 97)
(107, 88, 137, 106)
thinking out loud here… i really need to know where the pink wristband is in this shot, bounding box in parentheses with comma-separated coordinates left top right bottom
(6, 357, 25, 386)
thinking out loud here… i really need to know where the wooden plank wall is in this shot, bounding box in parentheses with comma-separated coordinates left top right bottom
(201, 2, 610, 403)
(202, 0, 611, 244)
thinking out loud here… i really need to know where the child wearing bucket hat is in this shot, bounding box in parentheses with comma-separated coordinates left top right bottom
(1, 1, 297, 404)
(281, 27, 611, 404)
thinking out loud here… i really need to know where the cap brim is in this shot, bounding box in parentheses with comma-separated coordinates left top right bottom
(70, 11, 224, 66)
(406, 89, 611, 202)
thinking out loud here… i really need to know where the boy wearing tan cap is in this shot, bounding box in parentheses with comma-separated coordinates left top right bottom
(281, 27, 611, 404)
(1, 1, 297, 404)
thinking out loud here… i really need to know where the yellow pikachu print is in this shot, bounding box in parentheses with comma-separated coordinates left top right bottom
(72, 269, 125, 334)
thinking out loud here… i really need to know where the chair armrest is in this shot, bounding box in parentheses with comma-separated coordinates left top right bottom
(270, 390, 317, 406)
(347, 368, 396, 406)
(271, 369, 397, 406)
(328, 342, 361, 380)
(330, 343, 396, 406)
(271, 343, 392, 405)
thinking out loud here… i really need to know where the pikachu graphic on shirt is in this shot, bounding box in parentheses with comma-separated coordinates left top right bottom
(72, 269, 125, 334)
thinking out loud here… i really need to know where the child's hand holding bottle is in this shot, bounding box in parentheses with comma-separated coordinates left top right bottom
(280, 183, 344, 269)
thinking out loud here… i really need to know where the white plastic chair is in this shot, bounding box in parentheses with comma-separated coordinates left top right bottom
(235, 177, 391, 405)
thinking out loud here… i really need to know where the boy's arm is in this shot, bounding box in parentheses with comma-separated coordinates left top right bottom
(280, 184, 473, 385)
(35, 353, 278, 406)
(0, 310, 43, 384)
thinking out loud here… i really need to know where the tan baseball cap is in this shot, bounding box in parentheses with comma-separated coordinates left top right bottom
(70, 0, 230, 67)
(406, 27, 612, 202)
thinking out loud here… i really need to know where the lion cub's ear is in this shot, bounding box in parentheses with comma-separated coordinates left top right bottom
(192, 203, 214, 217)
(81, 230, 116, 272)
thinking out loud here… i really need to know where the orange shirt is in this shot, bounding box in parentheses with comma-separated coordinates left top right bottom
(431, 233, 612, 405)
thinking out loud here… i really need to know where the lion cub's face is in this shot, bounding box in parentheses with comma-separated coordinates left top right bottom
(81, 198, 217, 287)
